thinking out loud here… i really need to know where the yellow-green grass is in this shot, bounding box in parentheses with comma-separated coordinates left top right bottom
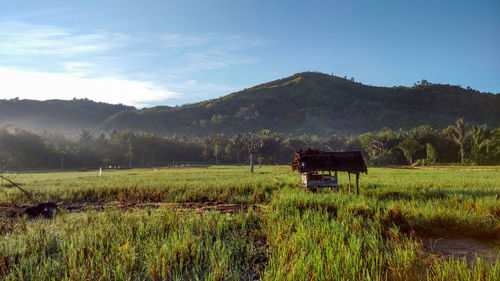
(1, 166, 294, 204)
(1, 166, 498, 204)
(1, 208, 266, 280)
(1, 166, 499, 280)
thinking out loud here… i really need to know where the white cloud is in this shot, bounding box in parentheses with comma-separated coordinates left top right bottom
(62, 62, 96, 76)
(0, 67, 179, 108)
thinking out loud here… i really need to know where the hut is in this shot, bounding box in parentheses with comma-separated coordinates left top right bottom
(292, 149, 367, 194)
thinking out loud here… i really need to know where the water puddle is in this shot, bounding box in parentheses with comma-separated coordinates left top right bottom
(420, 236, 499, 263)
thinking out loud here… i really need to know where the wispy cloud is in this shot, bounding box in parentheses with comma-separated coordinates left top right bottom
(161, 33, 267, 50)
(0, 19, 268, 106)
(0, 21, 131, 57)
(162, 33, 208, 48)
(220, 35, 268, 50)
(182, 50, 256, 71)
(160, 33, 265, 74)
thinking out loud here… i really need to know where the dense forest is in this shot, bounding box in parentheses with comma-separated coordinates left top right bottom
(1, 72, 499, 136)
(1, 119, 499, 171)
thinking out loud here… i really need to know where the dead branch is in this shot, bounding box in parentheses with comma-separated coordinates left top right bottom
(0, 175, 39, 204)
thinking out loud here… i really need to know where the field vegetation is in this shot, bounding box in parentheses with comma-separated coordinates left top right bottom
(1, 166, 499, 280)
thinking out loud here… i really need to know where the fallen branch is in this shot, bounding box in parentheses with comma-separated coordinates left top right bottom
(0, 175, 39, 204)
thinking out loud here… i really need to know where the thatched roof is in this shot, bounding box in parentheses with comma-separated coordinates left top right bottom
(292, 149, 367, 174)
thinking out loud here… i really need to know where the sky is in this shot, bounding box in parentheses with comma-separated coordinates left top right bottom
(1, 0, 499, 108)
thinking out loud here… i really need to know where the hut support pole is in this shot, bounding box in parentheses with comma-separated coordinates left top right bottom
(356, 172, 359, 195)
(348, 172, 352, 194)
(335, 171, 339, 191)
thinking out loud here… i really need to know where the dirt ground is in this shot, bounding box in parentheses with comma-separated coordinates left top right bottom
(0, 199, 254, 220)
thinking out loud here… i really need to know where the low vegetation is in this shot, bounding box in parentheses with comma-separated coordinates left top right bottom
(1, 166, 499, 280)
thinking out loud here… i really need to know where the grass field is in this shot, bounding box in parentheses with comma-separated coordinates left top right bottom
(1, 166, 499, 280)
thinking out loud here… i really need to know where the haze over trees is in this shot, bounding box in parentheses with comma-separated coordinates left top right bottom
(0, 119, 499, 171)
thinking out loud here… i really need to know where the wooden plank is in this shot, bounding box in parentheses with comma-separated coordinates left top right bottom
(306, 180, 336, 187)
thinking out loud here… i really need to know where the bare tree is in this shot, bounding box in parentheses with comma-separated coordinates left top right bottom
(444, 118, 469, 164)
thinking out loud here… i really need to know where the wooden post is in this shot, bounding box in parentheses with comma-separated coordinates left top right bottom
(328, 171, 333, 191)
(356, 172, 359, 195)
(250, 153, 254, 173)
(335, 171, 339, 191)
(249, 132, 254, 173)
(348, 172, 351, 194)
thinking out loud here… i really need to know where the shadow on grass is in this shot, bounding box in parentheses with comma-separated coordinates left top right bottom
(371, 189, 500, 202)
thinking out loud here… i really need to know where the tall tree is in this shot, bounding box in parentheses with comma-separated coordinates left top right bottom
(426, 143, 438, 164)
(398, 138, 423, 164)
(444, 118, 469, 164)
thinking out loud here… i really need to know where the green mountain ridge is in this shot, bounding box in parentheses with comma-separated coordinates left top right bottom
(2, 72, 499, 135)
(101, 72, 500, 136)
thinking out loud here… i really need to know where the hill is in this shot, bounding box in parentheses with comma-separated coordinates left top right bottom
(102, 72, 500, 136)
(0, 98, 133, 132)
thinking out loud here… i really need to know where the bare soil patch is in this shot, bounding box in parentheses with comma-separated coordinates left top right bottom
(419, 236, 499, 263)
(0, 200, 253, 219)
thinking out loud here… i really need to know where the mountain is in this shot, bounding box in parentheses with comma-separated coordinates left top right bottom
(2, 72, 499, 136)
(102, 72, 500, 136)
(0, 98, 133, 132)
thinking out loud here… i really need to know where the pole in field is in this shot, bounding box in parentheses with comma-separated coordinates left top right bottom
(249, 131, 254, 173)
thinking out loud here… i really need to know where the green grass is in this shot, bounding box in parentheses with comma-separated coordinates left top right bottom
(1, 208, 266, 280)
(1, 166, 499, 280)
(0, 166, 293, 204)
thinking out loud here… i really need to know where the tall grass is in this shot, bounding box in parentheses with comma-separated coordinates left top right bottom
(0, 208, 266, 280)
(1, 166, 499, 280)
(265, 188, 500, 280)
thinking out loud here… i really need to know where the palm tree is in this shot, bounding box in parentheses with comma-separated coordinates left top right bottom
(444, 118, 468, 164)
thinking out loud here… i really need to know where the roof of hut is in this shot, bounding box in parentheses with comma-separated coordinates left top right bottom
(292, 149, 367, 174)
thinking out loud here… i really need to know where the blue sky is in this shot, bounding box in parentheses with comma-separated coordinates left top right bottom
(1, 0, 499, 107)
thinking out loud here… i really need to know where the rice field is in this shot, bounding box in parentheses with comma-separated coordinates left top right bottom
(1, 166, 499, 280)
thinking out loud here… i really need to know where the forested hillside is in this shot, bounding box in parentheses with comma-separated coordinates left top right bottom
(102, 72, 500, 136)
(2, 72, 499, 136)
(0, 98, 133, 131)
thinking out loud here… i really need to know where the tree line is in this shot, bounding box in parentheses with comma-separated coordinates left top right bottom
(0, 119, 499, 171)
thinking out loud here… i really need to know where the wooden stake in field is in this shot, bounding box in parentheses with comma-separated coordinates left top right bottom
(248, 132, 254, 173)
